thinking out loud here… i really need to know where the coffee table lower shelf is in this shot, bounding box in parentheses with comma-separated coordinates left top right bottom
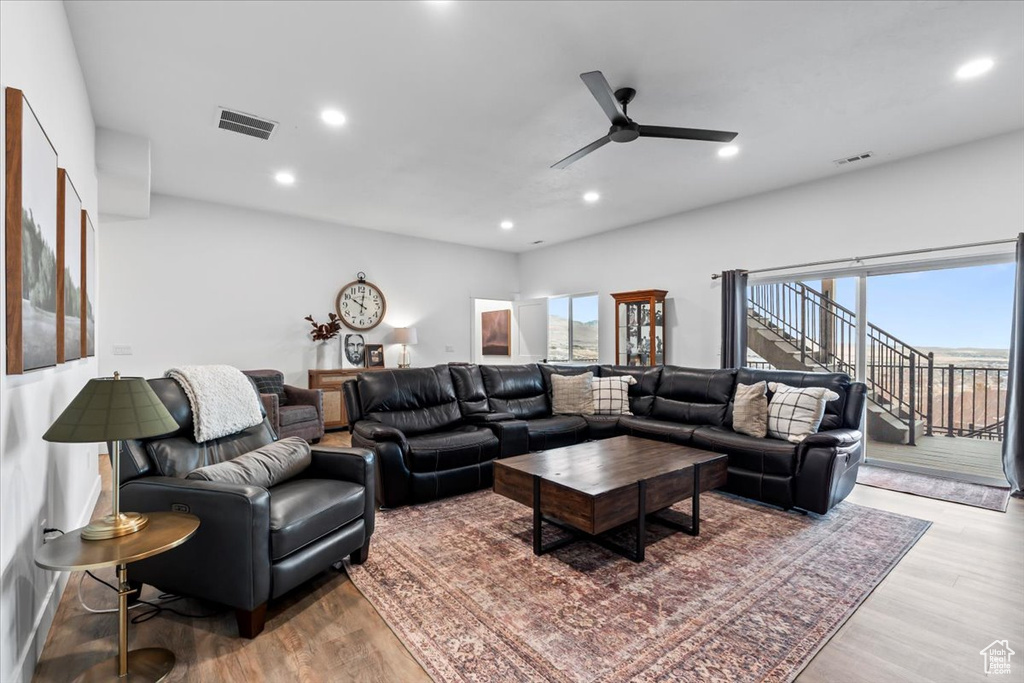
(531, 463, 702, 564)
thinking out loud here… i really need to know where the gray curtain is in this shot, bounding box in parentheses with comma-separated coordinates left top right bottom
(720, 270, 749, 369)
(1003, 233, 1024, 493)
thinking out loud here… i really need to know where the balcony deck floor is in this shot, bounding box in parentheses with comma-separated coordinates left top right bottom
(866, 435, 1008, 487)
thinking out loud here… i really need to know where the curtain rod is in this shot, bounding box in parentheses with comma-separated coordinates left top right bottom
(710, 237, 1018, 280)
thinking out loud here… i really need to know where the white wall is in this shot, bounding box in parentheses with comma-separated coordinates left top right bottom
(0, 3, 101, 682)
(519, 130, 1024, 368)
(99, 195, 520, 384)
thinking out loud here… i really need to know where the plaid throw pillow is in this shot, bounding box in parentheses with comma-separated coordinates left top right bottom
(551, 372, 595, 415)
(732, 381, 768, 438)
(592, 375, 637, 415)
(249, 373, 288, 406)
(766, 383, 840, 443)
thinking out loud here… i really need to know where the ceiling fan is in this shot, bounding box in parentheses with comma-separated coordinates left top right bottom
(552, 71, 738, 169)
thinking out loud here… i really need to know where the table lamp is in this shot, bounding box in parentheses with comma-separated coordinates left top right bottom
(43, 372, 179, 541)
(393, 326, 418, 368)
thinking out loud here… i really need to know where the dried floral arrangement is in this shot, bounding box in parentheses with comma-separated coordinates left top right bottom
(305, 313, 342, 342)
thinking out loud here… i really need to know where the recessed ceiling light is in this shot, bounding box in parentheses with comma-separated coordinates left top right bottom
(956, 58, 994, 80)
(321, 109, 346, 126)
(718, 145, 740, 158)
(274, 171, 296, 186)
(583, 191, 600, 203)
(500, 220, 514, 230)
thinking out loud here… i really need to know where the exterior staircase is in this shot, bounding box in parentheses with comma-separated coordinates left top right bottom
(746, 282, 929, 445)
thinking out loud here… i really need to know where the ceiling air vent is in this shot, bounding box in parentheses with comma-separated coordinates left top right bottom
(217, 107, 278, 140)
(833, 151, 873, 166)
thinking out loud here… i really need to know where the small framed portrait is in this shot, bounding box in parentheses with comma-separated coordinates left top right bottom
(365, 343, 385, 368)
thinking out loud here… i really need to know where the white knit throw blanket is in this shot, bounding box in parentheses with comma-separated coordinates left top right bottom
(165, 365, 263, 443)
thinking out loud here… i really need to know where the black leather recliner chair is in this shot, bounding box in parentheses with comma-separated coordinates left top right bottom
(117, 378, 375, 638)
(346, 366, 501, 508)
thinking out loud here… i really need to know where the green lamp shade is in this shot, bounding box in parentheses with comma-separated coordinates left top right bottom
(43, 376, 179, 443)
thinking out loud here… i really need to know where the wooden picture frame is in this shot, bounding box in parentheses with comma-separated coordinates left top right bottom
(57, 169, 83, 362)
(82, 211, 96, 357)
(6, 88, 60, 374)
(481, 309, 511, 356)
(365, 343, 385, 368)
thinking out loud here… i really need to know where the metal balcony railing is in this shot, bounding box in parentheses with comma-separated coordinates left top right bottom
(747, 281, 1006, 444)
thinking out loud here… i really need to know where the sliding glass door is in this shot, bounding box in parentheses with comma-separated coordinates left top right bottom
(861, 264, 1013, 484)
(747, 261, 1013, 485)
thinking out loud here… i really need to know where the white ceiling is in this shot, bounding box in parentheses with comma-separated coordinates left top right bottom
(65, 1, 1024, 252)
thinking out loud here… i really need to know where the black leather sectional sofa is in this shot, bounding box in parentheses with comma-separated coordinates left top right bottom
(343, 363, 866, 515)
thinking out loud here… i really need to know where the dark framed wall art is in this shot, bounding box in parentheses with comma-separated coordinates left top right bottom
(481, 309, 511, 356)
(57, 168, 83, 362)
(5, 87, 60, 374)
(82, 211, 96, 357)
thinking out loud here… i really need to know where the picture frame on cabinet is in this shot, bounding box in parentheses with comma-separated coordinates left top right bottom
(365, 344, 385, 368)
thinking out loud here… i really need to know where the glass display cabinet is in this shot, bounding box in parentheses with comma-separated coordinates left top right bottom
(612, 289, 667, 367)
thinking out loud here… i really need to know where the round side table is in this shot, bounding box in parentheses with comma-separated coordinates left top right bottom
(36, 511, 200, 682)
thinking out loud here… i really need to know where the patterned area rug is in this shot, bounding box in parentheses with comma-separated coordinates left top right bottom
(347, 490, 929, 682)
(857, 464, 1011, 512)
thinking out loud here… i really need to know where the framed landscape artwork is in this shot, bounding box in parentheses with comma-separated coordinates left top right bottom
(82, 211, 96, 357)
(481, 309, 511, 356)
(57, 169, 83, 362)
(5, 88, 59, 374)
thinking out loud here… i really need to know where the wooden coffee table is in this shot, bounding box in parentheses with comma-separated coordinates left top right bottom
(493, 435, 727, 562)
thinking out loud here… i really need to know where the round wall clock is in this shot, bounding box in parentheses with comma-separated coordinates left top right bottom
(336, 272, 387, 331)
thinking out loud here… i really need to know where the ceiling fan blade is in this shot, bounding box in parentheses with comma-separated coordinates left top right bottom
(639, 125, 738, 143)
(580, 71, 628, 124)
(551, 135, 612, 169)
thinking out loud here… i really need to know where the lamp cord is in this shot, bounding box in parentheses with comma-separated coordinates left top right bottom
(45, 528, 223, 623)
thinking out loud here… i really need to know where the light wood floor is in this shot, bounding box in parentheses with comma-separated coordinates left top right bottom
(868, 435, 1008, 486)
(34, 434, 1024, 683)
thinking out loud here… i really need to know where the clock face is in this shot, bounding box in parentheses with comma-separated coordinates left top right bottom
(336, 280, 387, 331)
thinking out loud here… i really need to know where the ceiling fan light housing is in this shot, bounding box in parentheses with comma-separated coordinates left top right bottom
(609, 122, 640, 143)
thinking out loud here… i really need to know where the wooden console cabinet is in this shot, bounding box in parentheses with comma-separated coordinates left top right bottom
(309, 368, 388, 430)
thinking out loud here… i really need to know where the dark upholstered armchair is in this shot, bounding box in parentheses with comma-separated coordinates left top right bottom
(243, 369, 325, 443)
(117, 378, 374, 638)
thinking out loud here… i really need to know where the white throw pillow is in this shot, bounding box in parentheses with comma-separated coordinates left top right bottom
(592, 375, 637, 415)
(766, 383, 840, 443)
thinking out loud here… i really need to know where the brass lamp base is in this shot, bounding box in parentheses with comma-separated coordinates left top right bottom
(81, 512, 150, 541)
(74, 647, 174, 682)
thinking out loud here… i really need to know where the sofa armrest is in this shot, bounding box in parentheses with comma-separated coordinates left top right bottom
(464, 412, 516, 424)
(120, 476, 271, 611)
(285, 385, 323, 418)
(258, 393, 280, 434)
(307, 447, 376, 536)
(352, 420, 408, 447)
(803, 428, 862, 448)
(481, 419, 530, 458)
(795, 431, 864, 514)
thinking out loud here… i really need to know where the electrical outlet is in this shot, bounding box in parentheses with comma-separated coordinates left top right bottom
(113, 344, 133, 356)
(445, 345, 455, 353)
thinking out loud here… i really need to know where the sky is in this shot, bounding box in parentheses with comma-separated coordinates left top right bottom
(809, 262, 1015, 350)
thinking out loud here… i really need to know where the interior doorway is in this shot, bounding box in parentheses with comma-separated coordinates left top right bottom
(470, 298, 547, 365)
